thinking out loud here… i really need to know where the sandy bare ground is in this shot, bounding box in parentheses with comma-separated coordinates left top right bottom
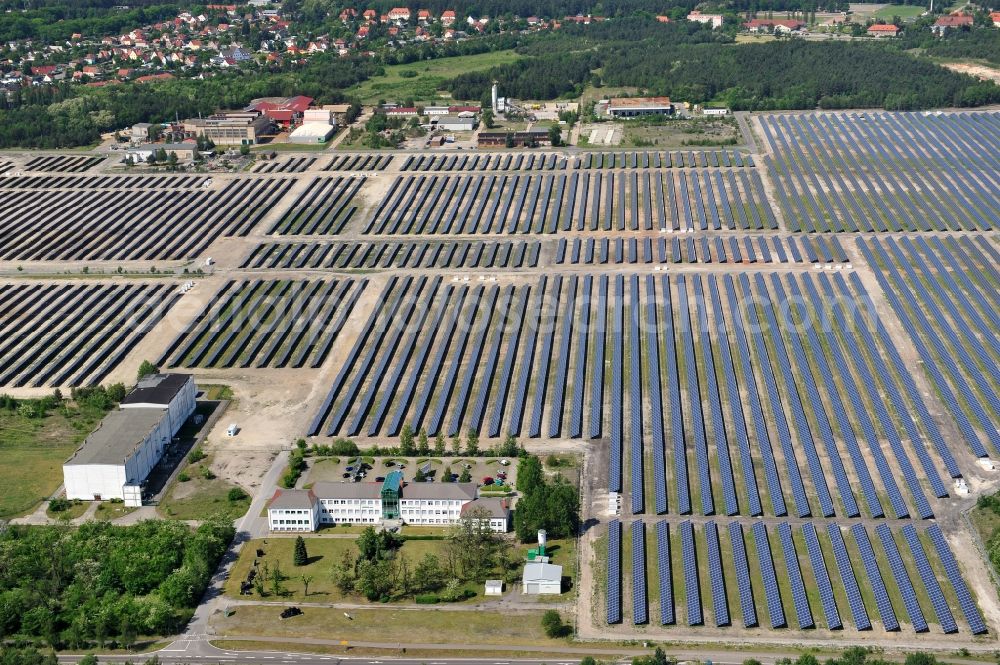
(941, 62, 1000, 85)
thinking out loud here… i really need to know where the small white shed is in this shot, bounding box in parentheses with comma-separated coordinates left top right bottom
(485, 580, 503, 596)
(522, 561, 562, 595)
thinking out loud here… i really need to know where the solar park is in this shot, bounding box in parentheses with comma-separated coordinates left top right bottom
(0, 109, 997, 648)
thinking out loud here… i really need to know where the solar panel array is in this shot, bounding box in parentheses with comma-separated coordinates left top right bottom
(760, 112, 999, 231)
(607, 521, 986, 634)
(632, 521, 648, 625)
(555, 235, 847, 265)
(608, 519, 622, 624)
(365, 170, 776, 234)
(577, 150, 753, 169)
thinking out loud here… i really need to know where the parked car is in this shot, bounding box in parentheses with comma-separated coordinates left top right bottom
(280, 607, 302, 619)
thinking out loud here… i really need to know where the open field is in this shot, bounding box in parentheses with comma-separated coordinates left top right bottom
(622, 118, 741, 149)
(346, 50, 521, 105)
(211, 605, 559, 646)
(0, 400, 108, 518)
(872, 4, 926, 19)
(157, 455, 251, 521)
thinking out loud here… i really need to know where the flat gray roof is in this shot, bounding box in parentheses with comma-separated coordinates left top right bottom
(402, 482, 476, 501)
(312, 480, 383, 500)
(65, 408, 165, 466)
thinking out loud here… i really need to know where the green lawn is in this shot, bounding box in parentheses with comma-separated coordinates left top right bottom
(873, 4, 926, 19)
(347, 50, 521, 104)
(212, 605, 560, 646)
(0, 403, 108, 519)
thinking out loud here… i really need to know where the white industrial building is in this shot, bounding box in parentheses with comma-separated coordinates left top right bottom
(522, 561, 563, 594)
(63, 374, 196, 506)
(289, 123, 336, 144)
(267, 471, 510, 532)
(121, 373, 197, 434)
(429, 114, 476, 132)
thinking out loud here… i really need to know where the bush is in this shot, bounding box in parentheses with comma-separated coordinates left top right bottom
(414, 594, 440, 604)
(178, 471, 191, 482)
(201, 466, 216, 480)
(227, 487, 247, 502)
(188, 448, 207, 463)
(48, 498, 72, 512)
(541, 609, 568, 638)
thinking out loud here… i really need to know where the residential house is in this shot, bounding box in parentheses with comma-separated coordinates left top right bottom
(688, 10, 724, 28)
(932, 14, 973, 35)
(867, 23, 900, 37)
(744, 18, 805, 33)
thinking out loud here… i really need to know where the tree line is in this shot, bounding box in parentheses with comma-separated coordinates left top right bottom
(0, 519, 234, 649)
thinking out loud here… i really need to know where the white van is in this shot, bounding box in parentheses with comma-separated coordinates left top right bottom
(226, 423, 239, 437)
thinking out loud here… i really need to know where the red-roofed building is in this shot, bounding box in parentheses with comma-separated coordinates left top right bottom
(248, 95, 314, 127)
(656, 15, 671, 22)
(932, 13, 973, 34)
(386, 106, 418, 117)
(867, 23, 900, 36)
(339, 8, 356, 22)
(31, 65, 56, 76)
(441, 9, 456, 25)
(991, 11, 1000, 27)
(744, 18, 805, 32)
(449, 105, 481, 113)
(363, 9, 377, 22)
(417, 9, 431, 23)
(135, 73, 175, 83)
(387, 7, 411, 22)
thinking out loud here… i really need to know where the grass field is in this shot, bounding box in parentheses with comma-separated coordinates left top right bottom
(158, 455, 250, 521)
(225, 534, 532, 604)
(0, 402, 108, 519)
(212, 605, 559, 646)
(873, 4, 926, 19)
(347, 50, 521, 104)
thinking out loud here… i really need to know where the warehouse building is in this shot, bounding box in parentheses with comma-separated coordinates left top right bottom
(289, 122, 336, 144)
(121, 373, 197, 434)
(477, 129, 551, 148)
(429, 114, 477, 132)
(267, 471, 510, 532)
(606, 96, 675, 118)
(63, 373, 196, 506)
(183, 110, 272, 145)
(522, 561, 563, 594)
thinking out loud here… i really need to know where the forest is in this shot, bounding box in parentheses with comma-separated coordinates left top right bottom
(0, 519, 234, 648)
(598, 40, 1000, 109)
(0, 4, 178, 42)
(447, 25, 1000, 111)
(899, 21, 1000, 66)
